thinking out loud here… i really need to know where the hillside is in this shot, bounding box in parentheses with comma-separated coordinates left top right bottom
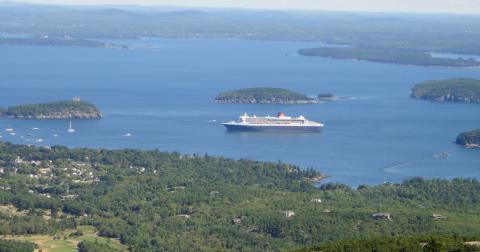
(0, 142, 479, 251)
(410, 78, 480, 103)
(3, 100, 102, 119)
(215, 87, 316, 104)
(294, 235, 480, 252)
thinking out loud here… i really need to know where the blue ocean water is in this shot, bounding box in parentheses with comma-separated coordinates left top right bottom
(1, 38, 479, 187)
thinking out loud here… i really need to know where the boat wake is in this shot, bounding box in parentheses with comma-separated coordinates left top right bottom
(383, 151, 451, 175)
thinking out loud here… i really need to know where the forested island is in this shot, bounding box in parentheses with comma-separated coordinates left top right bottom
(456, 129, 480, 147)
(0, 142, 480, 251)
(215, 88, 319, 104)
(410, 78, 480, 103)
(298, 47, 480, 68)
(1, 99, 102, 119)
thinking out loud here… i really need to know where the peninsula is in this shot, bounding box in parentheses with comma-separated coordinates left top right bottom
(215, 87, 318, 104)
(0, 37, 119, 48)
(298, 47, 480, 68)
(2, 99, 102, 119)
(456, 129, 480, 147)
(410, 78, 480, 103)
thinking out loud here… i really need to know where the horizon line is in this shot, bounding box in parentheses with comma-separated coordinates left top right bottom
(3, 0, 480, 16)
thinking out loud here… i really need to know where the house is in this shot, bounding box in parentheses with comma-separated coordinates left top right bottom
(232, 218, 242, 225)
(372, 213, 392, 220)
(38, 168, 51, 174)
(431, 213, 447, 220)
(284, 210, 295, 218)
(209, 191, 219, 196)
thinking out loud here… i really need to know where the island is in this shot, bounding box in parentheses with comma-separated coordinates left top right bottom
(456, 129, 480, 147)
(298, 47, 480, 68)
(317, 93, 336, 101)
(214, 87, 318, 104)
(2, 98, 102, 119)
(410, 78, 480, 103)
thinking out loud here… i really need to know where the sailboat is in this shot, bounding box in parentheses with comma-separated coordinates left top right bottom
(68, 120, 75, 133)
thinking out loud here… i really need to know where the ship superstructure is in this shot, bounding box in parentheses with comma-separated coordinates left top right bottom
(222, 112, 324, 132)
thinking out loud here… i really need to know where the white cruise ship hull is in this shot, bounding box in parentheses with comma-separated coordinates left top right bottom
(222, 123, 323, 132)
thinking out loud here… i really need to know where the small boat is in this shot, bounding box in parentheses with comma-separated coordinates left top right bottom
(36, 138, 44, 143)
(5, 128, 13, 132)
(123, 133, 132, 137)
(32, 127, 40, 130)
(10, 132, 16, 136)
(53, 134, 59, 138)
(68, 120, 75, 133)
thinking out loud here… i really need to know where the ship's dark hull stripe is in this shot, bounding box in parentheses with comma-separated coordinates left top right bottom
(223, 124, 322, 132)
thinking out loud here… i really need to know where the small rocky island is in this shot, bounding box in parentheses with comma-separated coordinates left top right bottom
(456, 129, 480, 147)
(410, 78, 480, 103)
(1, 98, 102, 119)
(215, 87, 331, 104)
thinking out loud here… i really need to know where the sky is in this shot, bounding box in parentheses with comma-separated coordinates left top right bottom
(9, 0, 480, 14)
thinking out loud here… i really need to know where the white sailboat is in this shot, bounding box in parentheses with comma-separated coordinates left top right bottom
(68, 120, 75, 133)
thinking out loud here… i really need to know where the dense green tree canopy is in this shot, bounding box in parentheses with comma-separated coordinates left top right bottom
(0, 142, 479, 251)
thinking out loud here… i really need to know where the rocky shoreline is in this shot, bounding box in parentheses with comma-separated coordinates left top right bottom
(410, 78, 480, 103)
(214, 87, 335, 104)
(214, 98, 319, 104)
(456, 129, 480, 148)
(5, 111, 102, 120)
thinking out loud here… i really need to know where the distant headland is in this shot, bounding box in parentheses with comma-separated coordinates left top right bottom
(410, 78, 480, 103)
(0, 37, 125, 48)
(298, 47, 480, 68)
(0, 98, 102, 119)
(214, 87, 334, 104)
(456, 129, 480, 148)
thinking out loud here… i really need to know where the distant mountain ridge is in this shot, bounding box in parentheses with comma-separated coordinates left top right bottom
(1, 2, 480, 55)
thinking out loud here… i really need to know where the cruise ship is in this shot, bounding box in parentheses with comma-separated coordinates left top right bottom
(222, 112, 324, 132)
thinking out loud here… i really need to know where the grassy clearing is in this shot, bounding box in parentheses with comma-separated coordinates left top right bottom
(3, 226, 127, 252)
(0, 204, 29, 216)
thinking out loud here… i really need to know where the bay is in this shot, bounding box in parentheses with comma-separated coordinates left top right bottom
(1, 38, 479, 187)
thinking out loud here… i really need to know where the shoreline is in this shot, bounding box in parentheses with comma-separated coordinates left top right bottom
(300, 54, 480, 69)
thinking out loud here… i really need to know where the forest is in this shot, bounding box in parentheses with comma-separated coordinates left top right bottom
(456, 129, 480, 146)
(295, 235, 480, 252)
(0, 142, 479, 251)
(2, 3, 480, 54)
(215, 87, 314, 104)
(298, 47, 480, 67)
(410, 78, 480, 103)
(2, 100, 102, 119)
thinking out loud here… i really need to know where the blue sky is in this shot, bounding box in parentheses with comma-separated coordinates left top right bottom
(10, 0, 480, 14)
